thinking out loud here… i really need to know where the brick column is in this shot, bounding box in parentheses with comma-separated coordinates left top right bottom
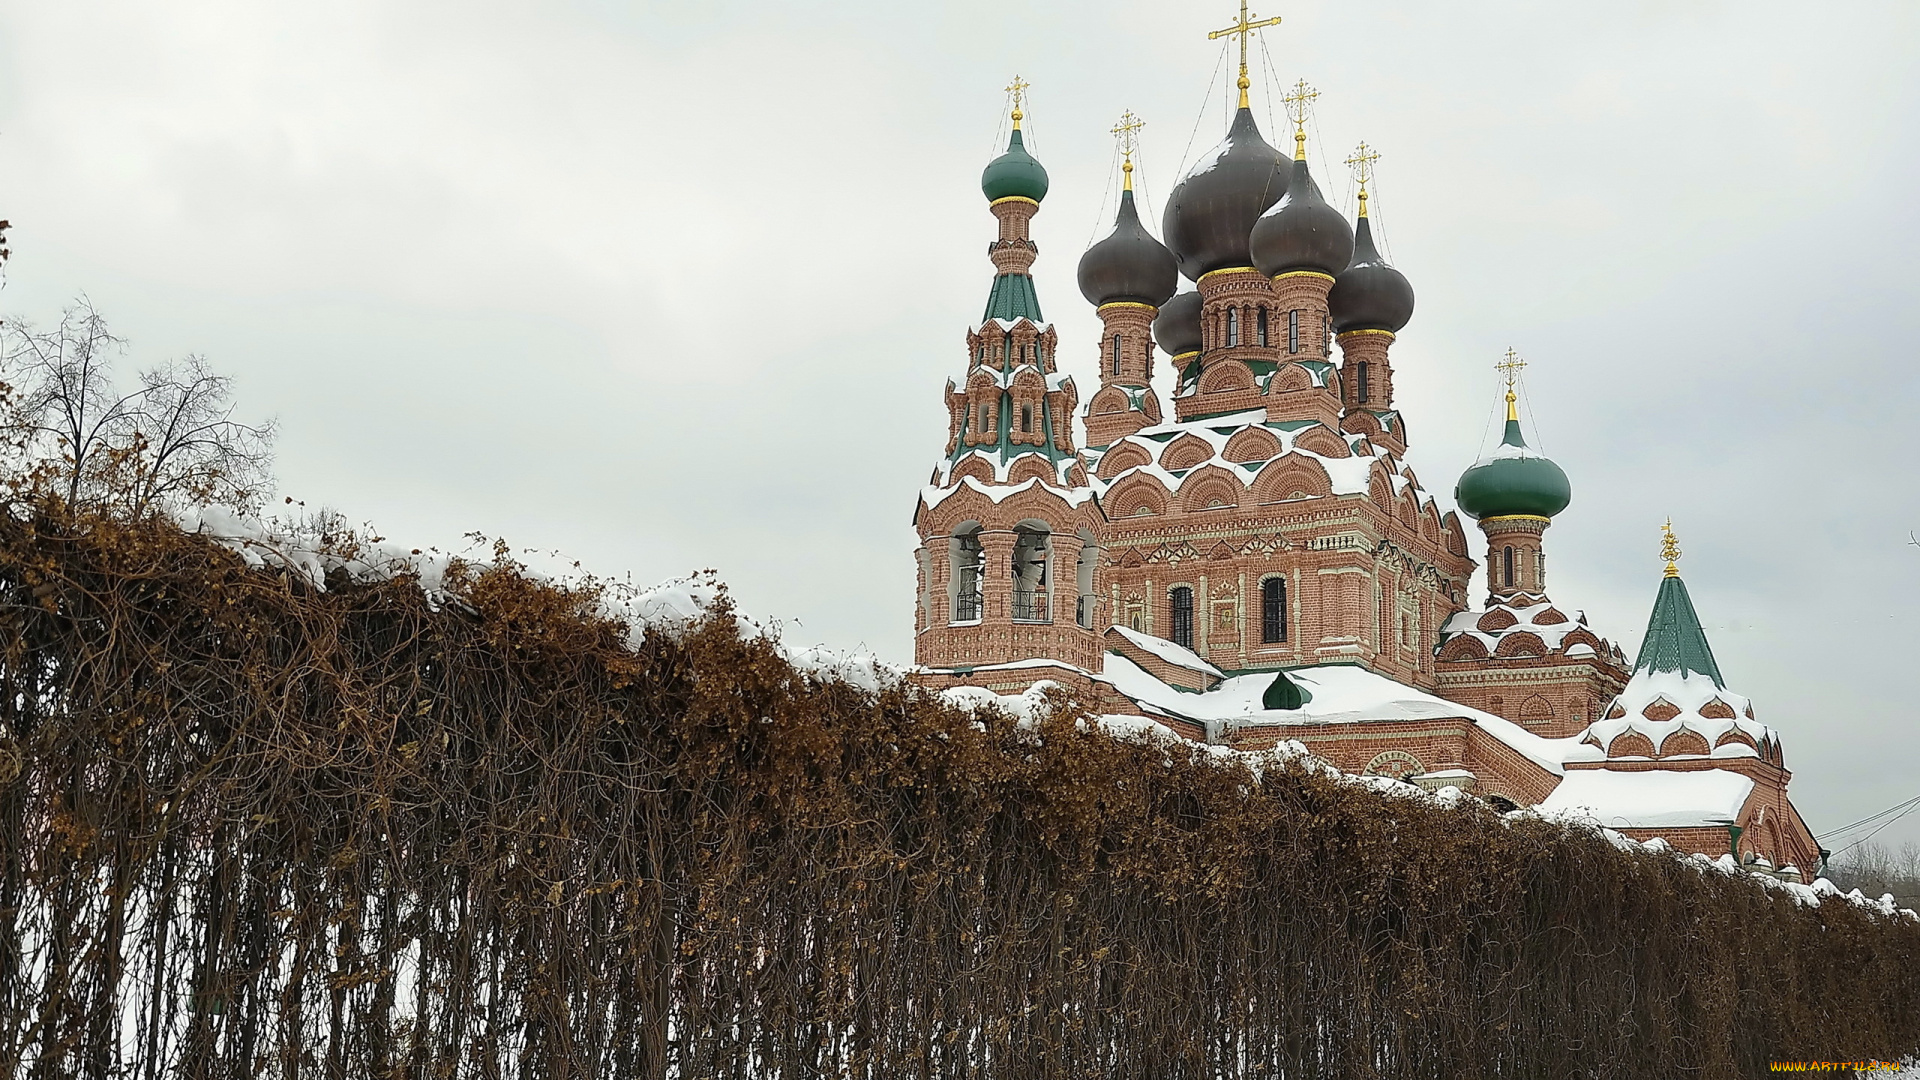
(1336, 329, 1396, 411)
(1480, 516, 1550, 600)
(978, 530, 1017, 623)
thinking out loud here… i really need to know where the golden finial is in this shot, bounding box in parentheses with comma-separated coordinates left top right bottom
(1495, 347, 1527, 423)
(1345, 140, 1381, 218)
(1209, 1, 1283, 110)
(1004, 75, 1031, 130)
(1282, 79, 1320, 161)
(1111, 110, 1146, 192)
(1661, 519, 1682, 578)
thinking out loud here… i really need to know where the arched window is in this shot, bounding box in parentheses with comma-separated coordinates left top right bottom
(1226, 309, 1240, 348)
(1111, 334, 1122, 375)
(951, 529, 984, 622)
(1257, 308, 1269, 346)
(1288, 310, 1301, 353)
(1503, 546, 1516, 587)
(1020, 406, 1032, 433)
(1323, 314, 1332, 356)
(1356, 361, 1370, 405)
(1261, 577, 1287, 643)
(1012, 527, 1050, 622)
(1170, 586, 1195, 650)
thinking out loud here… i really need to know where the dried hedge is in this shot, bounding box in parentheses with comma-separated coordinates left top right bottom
(0, 509, 1916, 1080)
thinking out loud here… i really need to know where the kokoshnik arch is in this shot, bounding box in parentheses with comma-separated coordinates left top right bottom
(906, 11, 1819, 874)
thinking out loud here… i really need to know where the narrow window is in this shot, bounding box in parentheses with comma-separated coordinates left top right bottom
(1111, 334, 1122, 375)
(1226, 308, 1240, 347)
(1257, 308, 1269, 346)
(1170, 586, 1195, 650)
(1503, 546, 1516, 587)
(1356, 361, 1370, 405)
(1323, 314, 1333, 356)
(1262, 577, 1288, 643)
(1288, 309, 1300, 353)
(1021, 406, 1032, 433)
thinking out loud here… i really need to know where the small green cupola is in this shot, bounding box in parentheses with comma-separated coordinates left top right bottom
(1455, 358, 1571, 521)
(981, 88, 1049, 203)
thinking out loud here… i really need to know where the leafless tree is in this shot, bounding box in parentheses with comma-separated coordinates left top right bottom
(0, 297, 275, 516)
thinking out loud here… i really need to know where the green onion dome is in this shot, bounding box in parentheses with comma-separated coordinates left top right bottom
(981, 128, 1049, 203)
(1455, 417, 1572, 520)
(1077, 189, 1178, 308)
(1153, 290, 1203, 357)
(1328, 201, 1415, 333)
(1162, 107, 1289, 281)
(1250, 154, 1353, 279)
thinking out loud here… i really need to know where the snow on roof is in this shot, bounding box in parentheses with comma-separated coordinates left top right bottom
(921, 473, 1094, 510)
(1097, 655, 1572, 775)
(1439, 595, 1626, 662)
(1081, 413, 1421, 507)
(1574, 667, 1773, 761)
(1538, 769, 1755, 829)
(1109, 625, 1224, 677)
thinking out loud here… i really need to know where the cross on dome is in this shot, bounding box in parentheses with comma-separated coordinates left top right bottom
(1004, 75, 1031, 129)
(1496, 347, 1527, 422)
(1345, 140, 1380, 215)
(1111, 110, 1145, 190)
(1208, 1, 1284, 108)
(1282, 78, 1320, 158)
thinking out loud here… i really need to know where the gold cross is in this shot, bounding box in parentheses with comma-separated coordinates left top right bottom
(1496, 347, 1526, 422)
(1661, 519, 1682, 578)
(1282, 78, 1319, 158)
(1346, 141, 1381, 216)
(1111, 110, 1145, 190)
(1345, 140, 1380, 190)
(1209, 1, 1283, 108)
(1004, 75, 1031, 129)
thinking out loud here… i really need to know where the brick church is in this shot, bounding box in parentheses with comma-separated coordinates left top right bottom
(906, 21, 1819, 874)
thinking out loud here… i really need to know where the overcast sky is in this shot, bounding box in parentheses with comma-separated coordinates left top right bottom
(3, 0, 1917, 853)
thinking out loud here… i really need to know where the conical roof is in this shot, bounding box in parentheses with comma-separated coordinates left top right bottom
(1633, 574, 1725, 686)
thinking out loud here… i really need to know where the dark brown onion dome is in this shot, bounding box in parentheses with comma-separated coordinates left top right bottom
(1328, 209, 1415, 333)
(1153, 289, 1203, 357)
(1077, 188, 1178, 308)
(1250, 156, 1353, 279)
(1162, 108, 1289, 282)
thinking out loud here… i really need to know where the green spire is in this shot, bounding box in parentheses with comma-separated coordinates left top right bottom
(1633, 573, 1725, 687)
(983, 274, 1044, 322)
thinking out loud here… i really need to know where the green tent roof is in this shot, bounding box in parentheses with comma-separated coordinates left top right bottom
(1633, 574, 1725, 686)
(983, 273, 1044, 323)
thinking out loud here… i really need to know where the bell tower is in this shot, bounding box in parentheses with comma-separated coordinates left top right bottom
(913, 82, 1103, 678)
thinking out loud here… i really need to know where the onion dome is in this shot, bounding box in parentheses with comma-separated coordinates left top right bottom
(1162, 108, 1288, 281)
(1329, 196, 1415, 333)
(1077, 189, 1178, 308)
(1455, 406, 1572, 520)
(981, 127, 1049, 203)
(1250, 154, 1353, 278)
(1153, 290, 1203, 358)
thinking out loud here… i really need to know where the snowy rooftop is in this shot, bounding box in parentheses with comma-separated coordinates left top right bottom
(1098, 653, 1573, 775)
(1539, 769, 1755, 830)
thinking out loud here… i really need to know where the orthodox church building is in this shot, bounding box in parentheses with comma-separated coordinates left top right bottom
(906, 33, 1819, 873)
